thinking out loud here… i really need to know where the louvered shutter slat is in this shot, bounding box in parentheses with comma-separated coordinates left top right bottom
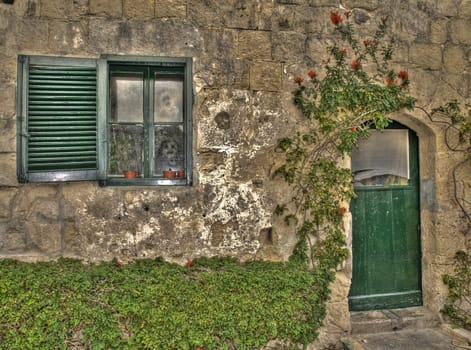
(27, 65, 97, 172)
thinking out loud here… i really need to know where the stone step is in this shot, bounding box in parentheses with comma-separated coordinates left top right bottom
(350, 307, 441, 335)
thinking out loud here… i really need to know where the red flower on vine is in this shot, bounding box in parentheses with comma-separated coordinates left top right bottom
(308, 70, 317, 78)
(350, 125, 358, 131)
(397, 70, 409, 80)
(386, 77, 395, 85)
(351, 60, 361, 70)
(186, 260, 194, 267)
(294, 76, 304, 85)
(330, 11, 343, 25)
(363, 39, 372, 47)
(339, 207, 346, 215)
(338, 48, 347, 55)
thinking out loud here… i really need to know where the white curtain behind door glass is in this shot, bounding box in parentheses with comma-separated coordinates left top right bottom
(352, 129, 409, 186)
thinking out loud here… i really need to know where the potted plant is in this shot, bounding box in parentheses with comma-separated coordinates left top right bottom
(110, 128, 139, 177)
(163, 169, 176, 179)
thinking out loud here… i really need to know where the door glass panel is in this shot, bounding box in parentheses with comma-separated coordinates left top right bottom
(154, 125, 184, 175)
(352, 129, 409, 186)
(154, 78, 183, 122)
(110, 73, 144, 123)
(109, 125, 143, 176)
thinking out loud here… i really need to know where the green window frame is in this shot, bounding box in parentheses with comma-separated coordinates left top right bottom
(17, 55, 193, 186)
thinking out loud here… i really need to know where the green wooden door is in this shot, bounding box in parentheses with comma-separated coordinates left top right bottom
(349, 125, 422, 311)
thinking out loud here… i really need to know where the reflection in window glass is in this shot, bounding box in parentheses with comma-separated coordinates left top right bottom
(154, 79, 183, 122)
(109, 125, 143, 176)
(110, 73, 144, 123)
(352, 129, 409, 186)
(154, 125, 184, 175)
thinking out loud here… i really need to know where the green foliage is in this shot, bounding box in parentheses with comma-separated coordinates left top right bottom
(442, 251, 471, 330)
(0, 257, 329, 350)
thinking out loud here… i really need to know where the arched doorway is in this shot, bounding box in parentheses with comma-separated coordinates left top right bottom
(349, 122, 422, 311)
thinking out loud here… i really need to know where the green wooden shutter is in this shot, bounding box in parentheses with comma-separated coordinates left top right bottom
(18, 56, 100, 182)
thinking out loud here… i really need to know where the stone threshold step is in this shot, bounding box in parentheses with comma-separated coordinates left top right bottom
(350, 306, 440, 335)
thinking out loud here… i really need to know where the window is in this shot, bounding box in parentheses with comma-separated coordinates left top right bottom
(17, 55, 193, 186)
(352, 129, 409, 186)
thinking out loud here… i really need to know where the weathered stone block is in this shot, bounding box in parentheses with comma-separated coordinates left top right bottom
(343, 0, 379, 10)
(155, 0, 186, 18)
(0, 83, 15, 115)
(434, 75, 468, 103)
(0, 119, 15, 153)
(88, 19, 121, 53)
(223, 1, 253, 29)
(100, 19, 202, 56)
(0, 58, 17, 84)
(0, 225, 26, 251)
(63, 221, 80, 253)
(24, 198, 61, 253)
(408, 68, 438, 105)
(389, 6, 430, 43)
(250, 61, 282, 91)
(252, 1, 275, 31)
(308, 0, 338, 5)
(187, 0, 224, 27)
(202, 29, 238, 59)
(123, 0, 154, 19)
(450, 19, 471, 45)
(437, 1, 459, 16)
(13, 0, 40, 17)
(195, 58, 249, 89)
(0, 153, 17, 187)
(306, 35, 329, 65)
(443, 45, 466, 74)
(40, 0, 67, 18)
(272, 32, 306, 62)
(48, 21, 88, 53)
(238, 31, 272, 60)
(39, 0, 88, 18)
(14, 19, 48, 51)
(459, 1, 471, 17)
(27, 222, 61, 253)
(0, 188, 16, 219)
(430, 18, 448, 44)
(90, 0, 123, 17)
(409, 43, 442, 70)
(274, 5, 324, 33)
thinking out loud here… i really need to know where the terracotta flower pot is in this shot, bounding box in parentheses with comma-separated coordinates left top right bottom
(163, 170, 176, 179)
(123, 170, 138, 178)
(177, 169, 185, 178)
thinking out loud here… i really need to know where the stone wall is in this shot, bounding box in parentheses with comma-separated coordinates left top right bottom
(0, 0, 470, 346)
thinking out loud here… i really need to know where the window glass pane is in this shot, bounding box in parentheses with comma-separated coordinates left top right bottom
(352, 129, 409, 186)
(154, 78, 183, 122)
(109, 125, 143, 176)
(155, 125, 184, 175)
(110, 73, 143, 123)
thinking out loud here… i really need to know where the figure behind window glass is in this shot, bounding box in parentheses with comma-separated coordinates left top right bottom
(155, 125, 184, 174)
(154, 79, 184, 175)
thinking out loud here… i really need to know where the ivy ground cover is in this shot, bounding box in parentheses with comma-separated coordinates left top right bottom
(0, 257, 330, 350)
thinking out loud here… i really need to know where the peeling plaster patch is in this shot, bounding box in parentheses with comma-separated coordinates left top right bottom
(72, 26, 84, 48)
(199, 154, 271, 253)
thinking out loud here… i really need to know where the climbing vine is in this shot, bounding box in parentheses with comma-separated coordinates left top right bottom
(275, 12, 415, 269)
(426, 102, 471, 328)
